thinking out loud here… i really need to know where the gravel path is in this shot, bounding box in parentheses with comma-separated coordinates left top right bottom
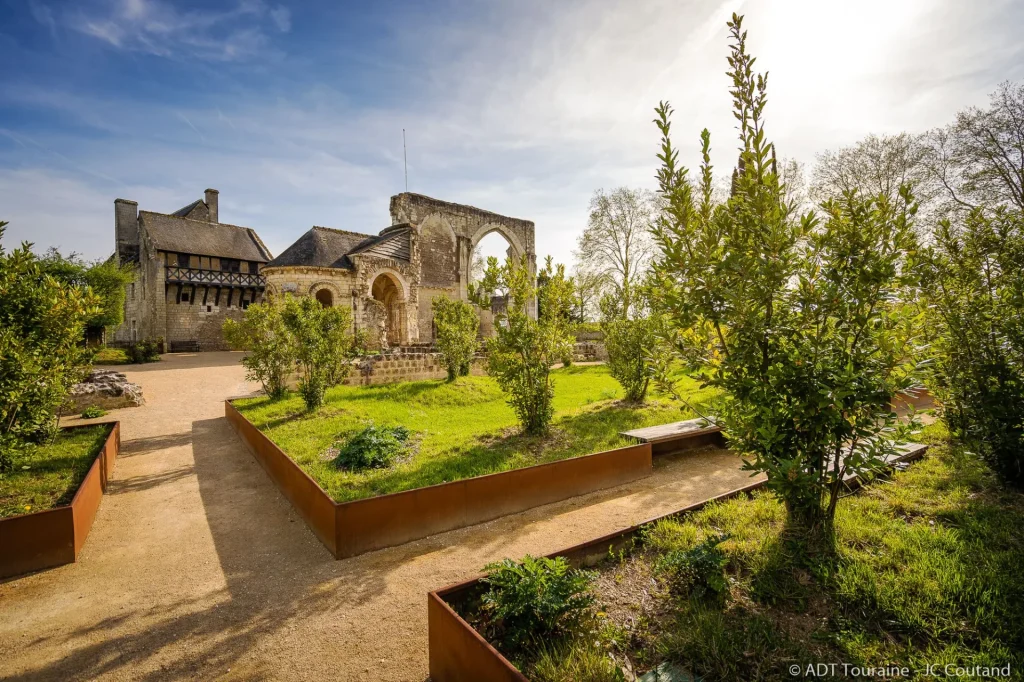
(0, 352, 758, 682)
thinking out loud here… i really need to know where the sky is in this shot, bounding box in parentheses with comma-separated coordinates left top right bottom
(1, 0, 1022, 267)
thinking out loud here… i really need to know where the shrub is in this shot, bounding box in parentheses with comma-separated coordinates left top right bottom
(923, 208, 1024, 487)
(654, 533, 731, 599)
(93, 347, 129, 364)
(80, 406, 107, 419)
(332, 423, 410, 470)
(485, 257, 575, 434)
(281, 296, 354, 410)
(602, 315, 656, 403)
(480, 555, 596, 656)
(224, 301, 294, 399)
(125, 340, 160, 364)
(649, 14, 922, 534)
(1, 222, 99, 444)
(432, 296, 479, 380)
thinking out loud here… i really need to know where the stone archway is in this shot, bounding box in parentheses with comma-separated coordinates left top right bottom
(370, 272, 405, 346)
(315, 289, 333, 307)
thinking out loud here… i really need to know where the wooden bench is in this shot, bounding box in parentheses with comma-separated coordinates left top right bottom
(620, 417, 725, 456)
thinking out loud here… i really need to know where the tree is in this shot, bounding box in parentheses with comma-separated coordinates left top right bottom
(603, 313, 656, 403)
(922, 81, 1024, 214)
(569, 265, 605, 323)
(650, 14, 921, 536)
(577, 187, 658, 319)
(432, 296, 479, 381)
(280, 296, 354, 410)
(922, 207, 1024, 487)
(223, 300, 295, 399)
(38, 249, 135, 338)
(1, 223, 100, 461)
(811, 133, 933, 215)
(485, 255, 574, 434)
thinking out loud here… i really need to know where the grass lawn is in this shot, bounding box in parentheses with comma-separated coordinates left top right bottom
(233, 364, 718, 503)
(0, 425, 112, 519)
(513, 423, 1024, 681)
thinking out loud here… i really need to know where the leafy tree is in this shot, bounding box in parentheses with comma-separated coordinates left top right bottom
(569, 265, 605, 323)
(38, 249, 135, 336)
(922, 207, 1024, 487)
(602, 313, 657, 403)
(432, 296, 479, 380)
(649, 14, 922, 536)
(485, 255, 574, 434)
(281, 296, 354, 410)
(223, 300, 295, 399)
(1, 223, 100, 454)
(576, 187, 658, 319)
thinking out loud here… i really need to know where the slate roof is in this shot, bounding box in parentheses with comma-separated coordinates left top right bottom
(171, 199, 204, 218)
(139, 211, 272, 262)
(266, 224, 412, 270)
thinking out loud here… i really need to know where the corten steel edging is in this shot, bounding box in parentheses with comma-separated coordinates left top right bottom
(0, 422, 119, 580)
(427, 444, 929, 682)
(651, 430, 726, 457)
(224, 401, 338, 555)
(225, 400, 655, 559)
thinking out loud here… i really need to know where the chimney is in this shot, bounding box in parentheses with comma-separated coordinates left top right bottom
(205, 188, 219, 223)
(114, 198, 139, 265)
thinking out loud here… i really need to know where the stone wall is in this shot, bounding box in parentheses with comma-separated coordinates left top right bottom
(342, 353, 488, 386)
(573, 341, 608, 362)
(163, 285, 257, 350)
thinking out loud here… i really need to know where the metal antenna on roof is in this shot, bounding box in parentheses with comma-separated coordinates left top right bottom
(403, 129, 408, 193)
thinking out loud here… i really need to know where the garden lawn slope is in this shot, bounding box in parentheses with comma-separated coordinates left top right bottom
(0, 425, 111, 518)
(233, 365, 716, 503)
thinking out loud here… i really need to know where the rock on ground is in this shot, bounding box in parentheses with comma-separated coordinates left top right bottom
(68, 369, 145, 412)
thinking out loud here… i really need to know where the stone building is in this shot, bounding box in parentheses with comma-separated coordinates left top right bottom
(112, 189, 273, 351)
(262, 193, 536, 347)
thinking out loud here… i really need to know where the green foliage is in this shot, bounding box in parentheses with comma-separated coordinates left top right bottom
(653, 533, 730, 599)
(649, 14, 922, 533)
(280, 296, 354, 411)
(0, 223, 99, 445)
(923, 208, 1024, 487)
(481, 555, 596, 656)
(93, 347, 129, 364)
(38, 248, 135, 331)
(432, 296, 479, 380)
(80, 406, 107, 419)
(332, 422, 410, 471)
(532, 642, 625, 682)
(125, 340, 161, 364)
(602, 315, 656, 403)
(485, 256, 575, 434)
(224, 300, 294, 399)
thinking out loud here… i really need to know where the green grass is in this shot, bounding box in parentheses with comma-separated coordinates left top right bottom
(0, 425, 112, 518)
(93, 347, 130, 364)
(532, 422, 1024, 681)
(234, 365, 717, 503)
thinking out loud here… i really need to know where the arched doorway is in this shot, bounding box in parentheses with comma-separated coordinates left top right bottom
(370, 273, 403, 346)
(315, 288, 333, 307)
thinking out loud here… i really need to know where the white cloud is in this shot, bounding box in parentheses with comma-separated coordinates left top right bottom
(270, 5, 290, 32)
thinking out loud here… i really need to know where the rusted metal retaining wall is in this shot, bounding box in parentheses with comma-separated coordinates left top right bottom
(427, 444, 929, 682)
(0, 422, 120, 580)
(225, 401, 653, 559)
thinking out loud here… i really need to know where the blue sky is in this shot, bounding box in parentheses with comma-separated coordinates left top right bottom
(1, 0, 1022, 266)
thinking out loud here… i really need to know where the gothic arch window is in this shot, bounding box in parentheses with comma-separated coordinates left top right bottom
(315, 288, 334, 307)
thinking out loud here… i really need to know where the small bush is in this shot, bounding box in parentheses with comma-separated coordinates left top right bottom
(332, 423, 410, 471)
(126, 340, 160, 364)
(602, 316, 656, 403)
(480, 555, 596, 656)
(93, 347, 129, 364)
(432, 296, 479, 380)
(654, 533, 730, 599)
(80, 406, 107, 419)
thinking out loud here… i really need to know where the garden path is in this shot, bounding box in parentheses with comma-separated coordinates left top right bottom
(0, 352, 758, 682)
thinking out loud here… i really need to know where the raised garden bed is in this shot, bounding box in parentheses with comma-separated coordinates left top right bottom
(0, 422, 120, 579)
(427, 442, 930, 682)
(226, 401, 658, 557)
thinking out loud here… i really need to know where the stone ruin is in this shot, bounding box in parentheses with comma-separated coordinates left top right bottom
(68, 370, 145, 412)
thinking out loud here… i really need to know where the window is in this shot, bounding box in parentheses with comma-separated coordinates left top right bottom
(221, 259, 240, 273)
(176, 253, 190, 268)
(130, 283, 135, 299)
(181, 291, 190, 303)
